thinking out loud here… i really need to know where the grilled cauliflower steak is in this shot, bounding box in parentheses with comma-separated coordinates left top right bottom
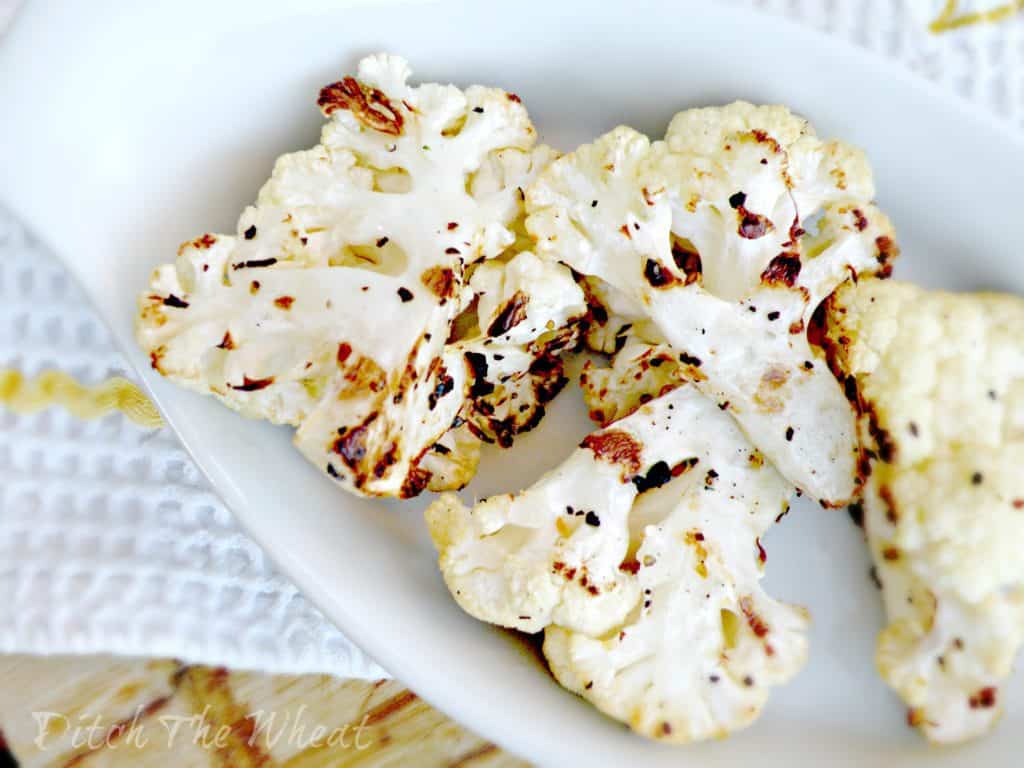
(526, 104, 898, 506)
(427, 391, 701, 636)
(427, 384, 807, 742)
(826, 280, 1024, 743)
(137, 54, 579, 498)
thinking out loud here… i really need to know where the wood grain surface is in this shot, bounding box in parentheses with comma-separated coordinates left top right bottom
(0, 655, 527, 767)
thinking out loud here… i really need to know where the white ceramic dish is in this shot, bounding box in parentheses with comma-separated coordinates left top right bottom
(2, 1, 1023, 764)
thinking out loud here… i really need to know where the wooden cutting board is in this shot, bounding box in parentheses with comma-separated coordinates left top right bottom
(0, 655, 526, 767)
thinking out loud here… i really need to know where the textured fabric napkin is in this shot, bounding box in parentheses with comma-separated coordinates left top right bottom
(1, 0, 1021, 678)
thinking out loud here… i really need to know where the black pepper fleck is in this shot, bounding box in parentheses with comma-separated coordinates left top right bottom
(632, 461, 672, 493)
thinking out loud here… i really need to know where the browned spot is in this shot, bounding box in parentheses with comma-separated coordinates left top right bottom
(750, 128, 781, 152)
(875, 235, 899, 277)
(464, 351, 494, 399)
(866, 406, 897, 463)
(249, 280, 260, 294)
(879, 485, 899, 524)
(756, 538, 767, 564)
(337, 342, 352, 365)
(969, 687, 997, 709)
(178, 233, 217, 255)
(619, 559, 641, 575)
(671, 242, 702, 285)
(642, 185, 665, 206)
(333, 413, 378, 470)
(149, 346, 167, 373)
(685, 530, 709, 578)
(882, 546, 900, 561)
(372, 441, 400, 480)
(216, 331, 235, 350)
(228, 375, 275, 392)
(339, 356, 387, 396)
(317, 76, 404, 135)
(852, 208, 868, 231)
(644, 259, 677, 288)
(487, 290, 530, 336)
(506, 93, 522, 103)
(1013, 499, 1024, 509)
(739, 595, 770, 638)
(619, 223, 632, 239)
(784, 216, 806, 248)
(428, 367, 455, 410)
(139, 303, 167, 327)
(162, 294, 189, 309)
(855, 450, 873, 490)
(753, 369, 786, 413)
(401, 464, 432, 499)
(273, 295, 295, 310)
(580, 430, 643, 476)
(737, 208, 771, 240)
(760, 365, 790, 390)
(761, 253, 802, 286)
(421, 266, 456, 299)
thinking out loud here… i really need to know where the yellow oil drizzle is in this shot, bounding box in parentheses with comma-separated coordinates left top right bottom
(930, 0, 1024, 33)
(0, 368, 164, 429)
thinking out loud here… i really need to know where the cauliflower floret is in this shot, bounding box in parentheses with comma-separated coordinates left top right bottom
(137, 54, 577, 498)
(417, 421, 482, 493)
(825, 280, 1024, 743)
(451, 250, 586, 447)
(294, 249, 585, 494)
(579, 276, 659, 356)
(427, 384, 806, 742)
(526, 104, 898, 506)
(427, 390, 705, 636)
(579, 335, 684, 426)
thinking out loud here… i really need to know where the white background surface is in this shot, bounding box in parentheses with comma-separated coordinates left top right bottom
(0, 0, 1021, 683)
